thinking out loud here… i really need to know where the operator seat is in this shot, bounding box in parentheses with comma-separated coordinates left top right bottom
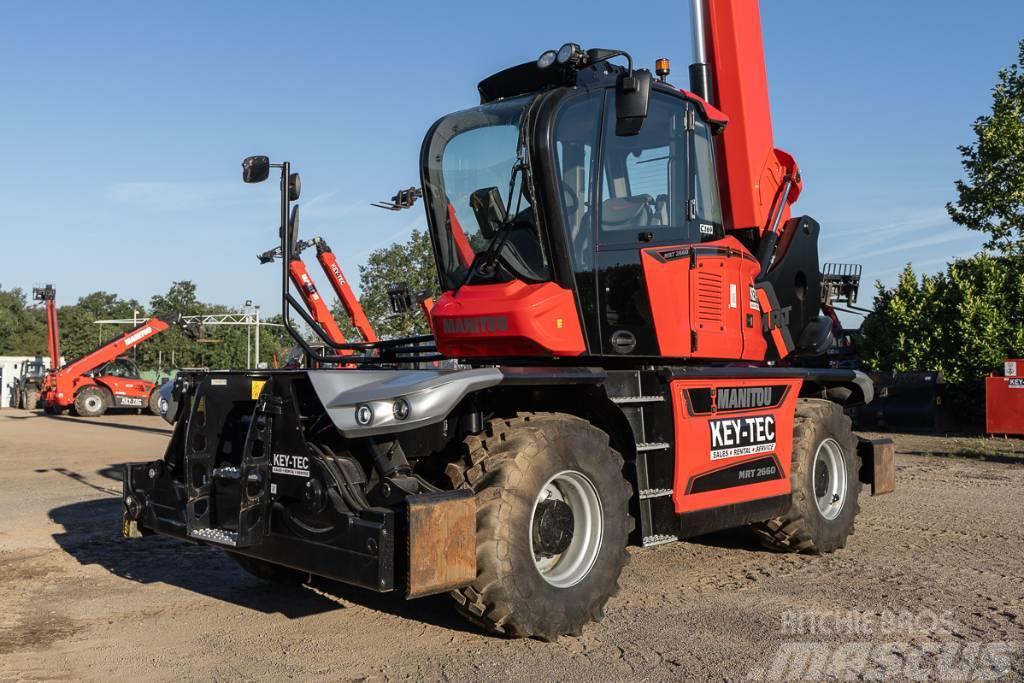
(600, 195, 654, 232)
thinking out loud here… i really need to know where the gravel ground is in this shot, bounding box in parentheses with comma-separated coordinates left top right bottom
(0, 409, 1021, 681)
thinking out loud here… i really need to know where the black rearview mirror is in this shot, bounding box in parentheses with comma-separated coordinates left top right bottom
(289, 172, 301, 201)
(242, 155, 270, 183)
(615, 69, 652, 136)
(470, 187, 508, 239)
(289, 204, 300, 253)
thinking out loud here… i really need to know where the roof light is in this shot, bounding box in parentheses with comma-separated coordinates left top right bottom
(537, 50, 557, 69)
(556, 43, 583, 67)
(655, 57, 671, 82)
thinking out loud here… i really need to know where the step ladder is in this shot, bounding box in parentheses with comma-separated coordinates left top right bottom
(609, 371, 679, 547)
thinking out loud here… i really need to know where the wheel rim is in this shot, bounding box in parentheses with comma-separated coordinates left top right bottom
(812, 438, 848, 521)
(84, 395, 102, 412)
(529, 470, 603, 588)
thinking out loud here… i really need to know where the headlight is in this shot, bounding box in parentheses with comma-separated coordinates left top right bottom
(536, 49, 557, 69)
(355, 404, 373, 426)
(392, 398, 411, 421)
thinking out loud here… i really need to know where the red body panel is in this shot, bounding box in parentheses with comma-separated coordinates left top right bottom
(705, 0, 801, 233)
(670, 376, 802, 512)
(986, 360, 1024, 435)
(287, 259, 350, 350)
(641, 236, 767, 360)
(431, 281, 585, 358)
(315, 249, 378, 343)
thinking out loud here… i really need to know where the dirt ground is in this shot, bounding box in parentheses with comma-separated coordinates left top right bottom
(0, 409, 1022, 682)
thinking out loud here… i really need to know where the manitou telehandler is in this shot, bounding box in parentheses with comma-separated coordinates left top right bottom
(122, 0, 895, 640)
(34, 285, 177, 417)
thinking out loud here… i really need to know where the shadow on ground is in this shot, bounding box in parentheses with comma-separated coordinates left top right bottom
(43, 414, 173, 436)
(48, 498, 477, 633)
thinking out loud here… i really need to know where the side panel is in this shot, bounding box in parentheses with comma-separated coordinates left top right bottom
(670, 377, 802, 513)
(431, 281, 586, 358)
(641, 237, 765, 360)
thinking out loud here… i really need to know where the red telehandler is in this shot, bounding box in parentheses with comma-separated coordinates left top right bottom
(34, 285, 176, 417)
(123, 0, 895, 640)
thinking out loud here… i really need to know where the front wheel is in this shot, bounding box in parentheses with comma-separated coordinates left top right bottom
(74, 387, 109, 418)
(446, 413, 632, 640)
(753, 399, 861, 554)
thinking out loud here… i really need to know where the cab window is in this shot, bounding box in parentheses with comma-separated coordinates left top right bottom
(597, 92, 690, 246)
(103, 359, 139, 378)
(692, 117, 723, 237)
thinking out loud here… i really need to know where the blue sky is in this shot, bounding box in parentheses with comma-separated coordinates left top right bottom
(2, 1, 1022, 320)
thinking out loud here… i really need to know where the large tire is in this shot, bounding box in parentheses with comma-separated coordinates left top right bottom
(228, 553, 308, 586)
(25, 389, 40, 410)
(753, 399, 861, 554)
(74, 387, 109, 418)
(445, 413, 632, 640)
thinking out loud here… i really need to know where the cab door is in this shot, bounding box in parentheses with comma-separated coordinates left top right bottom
(592, 91, 694, 357)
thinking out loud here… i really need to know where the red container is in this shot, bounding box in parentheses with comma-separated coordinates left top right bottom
(985, 359, 1024, 435)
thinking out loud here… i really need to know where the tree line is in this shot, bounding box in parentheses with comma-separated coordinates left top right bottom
(0, 281, 293, 372)
(0, 230, 441, 371)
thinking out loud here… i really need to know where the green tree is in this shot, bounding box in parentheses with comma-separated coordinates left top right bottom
(947, 39, 1024, 255)
(0, 286, 47, 355)
(333, 229, 440, 339)
(58, 291, 144, 361)
(860, 254, 1024, 384)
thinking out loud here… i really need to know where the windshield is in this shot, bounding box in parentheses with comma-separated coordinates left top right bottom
(423, 95, 551, 291)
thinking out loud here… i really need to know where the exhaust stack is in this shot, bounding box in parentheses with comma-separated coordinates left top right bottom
(688, 0, 713, 104)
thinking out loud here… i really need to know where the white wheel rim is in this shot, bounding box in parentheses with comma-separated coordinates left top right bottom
(85, 396, 102, 412)
(813, 438, 847, 521)
(529, 470, 603, 588)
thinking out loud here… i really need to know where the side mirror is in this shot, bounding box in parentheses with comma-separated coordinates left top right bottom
(242, 156, 270, 183)
(288, 204, 300, 254)
(615, 69, 652, 136)
(469, 187, 508, 239)
(289, 172, 301, 201)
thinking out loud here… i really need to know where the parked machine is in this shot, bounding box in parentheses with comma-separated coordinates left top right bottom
(10, 357, 48, 409)
(34, 285, 178, 417)
(122, 0, 894, 640)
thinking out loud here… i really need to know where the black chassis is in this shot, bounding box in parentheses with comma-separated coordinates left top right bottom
(123, 363, 875, 594)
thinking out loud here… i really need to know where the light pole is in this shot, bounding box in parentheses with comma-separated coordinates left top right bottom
(254, 305, 261, 368)
(243, 300, 253, 368)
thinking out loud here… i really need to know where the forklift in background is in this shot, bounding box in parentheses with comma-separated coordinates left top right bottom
(34, 285, 178, 417)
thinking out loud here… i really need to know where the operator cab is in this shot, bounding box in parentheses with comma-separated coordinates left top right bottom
(422, 45, 768, 361)
(97, 357, 142, 379)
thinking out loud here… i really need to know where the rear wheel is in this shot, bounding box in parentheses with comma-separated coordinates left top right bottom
(25, 389, 39, 410)
(752, 399, 860, 554)
(74, 387, 109, 418)
(445, 413, 632, 640)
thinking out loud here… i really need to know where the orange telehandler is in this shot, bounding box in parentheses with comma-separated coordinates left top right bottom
(34, 285, 177, 417)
